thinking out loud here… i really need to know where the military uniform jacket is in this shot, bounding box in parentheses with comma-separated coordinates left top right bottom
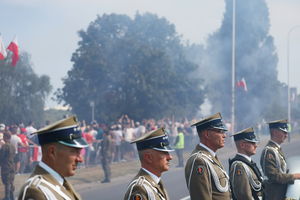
(123, 169, 169, 200)
(184, 145, 231, 200)
(260, 140, 294, 200)
(18, 165, 81, 200)
(229, 154, 263, 200)
(0, 142, 16, 173)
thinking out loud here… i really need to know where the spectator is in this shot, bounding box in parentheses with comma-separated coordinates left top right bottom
(122, 126, 135, 161)
(9, 125, 23, 174)
(0, 131, 16, 200)
(0, 123, 5, 148)
(17, 128, 29, 173)
(25, 121, 37, 137)
(113, 124, 123, 162)
(174, 127, 185, 167)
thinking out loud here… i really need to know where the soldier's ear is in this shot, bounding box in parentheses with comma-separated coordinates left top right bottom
(143, 151, 153, 163)
(47, 144, 58, 159)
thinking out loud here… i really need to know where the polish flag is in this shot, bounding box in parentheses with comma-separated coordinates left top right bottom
(236, 77, 248, 92)
(7, 37, 19, 66)
(0, 35, 7, 60)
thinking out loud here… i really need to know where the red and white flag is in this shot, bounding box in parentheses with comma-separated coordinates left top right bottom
(236, 77, 248, 92)
(7, 36, 19, 66)
(0, 35, 7, 60)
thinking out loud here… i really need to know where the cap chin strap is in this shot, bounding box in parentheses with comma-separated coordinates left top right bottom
(152, 147, 174, 152)
(58, 140, 88, 148)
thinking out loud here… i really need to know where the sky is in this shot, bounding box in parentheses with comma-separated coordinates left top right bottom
(1, 0, 300, 107)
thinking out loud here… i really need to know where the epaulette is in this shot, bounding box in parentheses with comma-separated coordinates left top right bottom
(135, 176, 146, 186)
(126, 176, 157, 200)
(26, 175, 44, 188)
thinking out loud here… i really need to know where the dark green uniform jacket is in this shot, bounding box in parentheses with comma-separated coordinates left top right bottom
(229, 154, 263, 200)
(260, 140, 295, 200)
(123, 169, 169, 200)
(185, 144, 231, 200)
(18, 165, 81, 200)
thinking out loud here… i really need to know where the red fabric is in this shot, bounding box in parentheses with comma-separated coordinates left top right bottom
(83, 132, 94, 144)
(32, 146, 39, 161)
(7, 37, 19, 66)
(236, 78, 248, 91)
(18, 134, 29, 152)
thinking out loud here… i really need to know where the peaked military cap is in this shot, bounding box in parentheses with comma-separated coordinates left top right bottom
(232, 127, 258, 143)
(131, 127, 174, 152)
(191, 112, 228, 132)
(268, 119, 288, 133)
(35, 116, 88, 148)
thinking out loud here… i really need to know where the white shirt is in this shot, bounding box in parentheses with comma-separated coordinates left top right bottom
(142, 168, 161, 184)
(10, 134, 22, 154)
(39, 161, 64, 186)
(199, 142, 216, 157)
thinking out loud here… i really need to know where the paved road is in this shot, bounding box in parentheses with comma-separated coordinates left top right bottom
(78, 135, 300, 200)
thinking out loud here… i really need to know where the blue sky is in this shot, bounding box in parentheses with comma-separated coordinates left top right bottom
(1, 0, 300, 107)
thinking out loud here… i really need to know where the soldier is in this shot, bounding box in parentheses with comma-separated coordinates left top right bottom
(229, 127, 263, 200)
(260, 119, 300, 200)
(18, 116, 88, 200)
(184, 112, 231, 200)
(0, 131, 16, 200)
(100, 128, 112, 183)
(123, 127, 173, 200)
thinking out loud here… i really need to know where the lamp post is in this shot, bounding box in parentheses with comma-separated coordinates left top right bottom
(287, 25, 300, 141)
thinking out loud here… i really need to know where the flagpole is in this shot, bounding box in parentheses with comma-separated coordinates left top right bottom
(231, 0, 236, 133)
(287, 25, 300, 142)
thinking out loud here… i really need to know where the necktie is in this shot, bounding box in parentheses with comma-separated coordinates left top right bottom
(63, 180, 73, 195)
(158, 181, 166, 198)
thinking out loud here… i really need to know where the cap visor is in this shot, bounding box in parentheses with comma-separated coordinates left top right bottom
(153, 146, 174, 152)
(58, 138, 88, 148)
(244, 138, 259, 143)
(211, 126, 228, 131)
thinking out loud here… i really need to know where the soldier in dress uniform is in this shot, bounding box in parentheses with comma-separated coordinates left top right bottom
(229, 127, 263, 200)
(184, 112, 231, 200)
(100, 128, 112, 183)
(260, 119, 300, 200)
(0, 131, 16, 200)
(18, 116, 88, 200)
(123, 127, 174, 200)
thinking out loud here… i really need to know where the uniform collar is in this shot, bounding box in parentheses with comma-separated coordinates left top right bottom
(142, 168, 161, 184)
(270, 140, 281, 148)
(199, 142, 216, 157)
(237, 153, 252, 162)
(39, 161, 64, 186)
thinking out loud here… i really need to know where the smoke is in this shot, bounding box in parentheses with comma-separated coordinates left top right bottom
(186, 0, 287, 131)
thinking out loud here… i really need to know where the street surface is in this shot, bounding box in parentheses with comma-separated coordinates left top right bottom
(78, 135, 300, 200)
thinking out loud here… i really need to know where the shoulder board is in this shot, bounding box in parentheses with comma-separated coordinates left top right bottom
(26, 175, 44, 188)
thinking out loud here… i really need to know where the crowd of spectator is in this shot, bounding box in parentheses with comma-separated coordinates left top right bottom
(0, 115, 199, 178)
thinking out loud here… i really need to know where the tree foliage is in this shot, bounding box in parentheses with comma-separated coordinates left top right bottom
(194, 0, 286, 129)
(56, 13, 204, 122)
(0, 53, 52, 126)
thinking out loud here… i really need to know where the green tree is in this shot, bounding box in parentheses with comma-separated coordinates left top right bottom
(56, 13, 204, 122)
(0, 53, 52, 126)
(197, 0, 284, 129)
